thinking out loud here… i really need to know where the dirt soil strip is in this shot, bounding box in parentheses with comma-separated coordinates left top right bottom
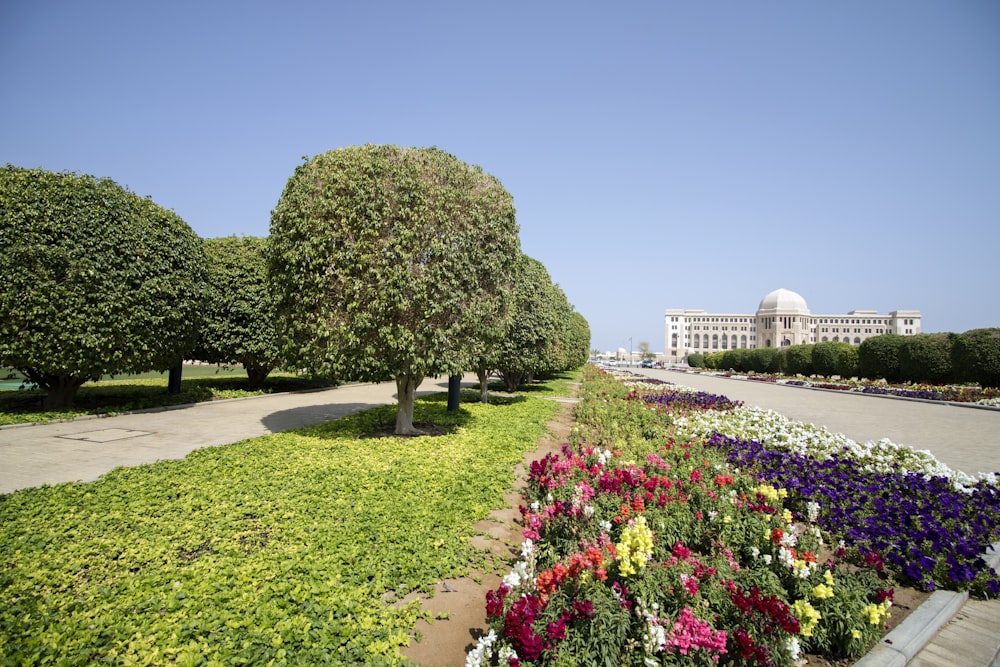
(399, 400, 574, 667)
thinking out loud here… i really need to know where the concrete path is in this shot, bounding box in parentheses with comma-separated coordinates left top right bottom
(0, 377, 454, 494)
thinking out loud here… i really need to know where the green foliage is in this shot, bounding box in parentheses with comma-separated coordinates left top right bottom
(704, 351, 725, 369)
(563, 311, 592, 370)
(952, 328, 1000, 388)
(495, 255, 572, 391)
(722, 347, 750, 371)
(835, 343, 859, 379)
(268, 145, 521, 432)
(899, 333, 954, 385)
(811, 341, 844, 378)
(780, 344, 814, 376)
(686, 353, 705, 368)
(857, 335, 907, 382)
(745, 347, 779, 373)
(194, 236, 280, 388)
(0, 166, 207, 407)
(0, 392, 560, 665)
(0, 373, 333, 426)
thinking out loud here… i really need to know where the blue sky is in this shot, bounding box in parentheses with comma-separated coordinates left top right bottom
(3, 2, 998, 353)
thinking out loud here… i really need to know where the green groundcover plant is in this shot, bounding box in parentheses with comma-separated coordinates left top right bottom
(0, 391, 559, 665)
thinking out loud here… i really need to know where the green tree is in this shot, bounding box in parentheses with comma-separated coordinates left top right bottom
(268, 145, 520, 434)
(835, 343, 859, 379)
(193, 236, 280, 388)
(857, 334, 907, 381)
(745, 347, 779, 373)
(899, 333, 954, 384)
(952, 329, 1000, 388)
(0, 166, 206, 407)
(565, 311, 592, 369)
(637, 341, 654, 361)
(495, 255, 565, 391)
(812, 341, 838, 377)
(780, 344, 814, 376)
(721, 348, 749, 371)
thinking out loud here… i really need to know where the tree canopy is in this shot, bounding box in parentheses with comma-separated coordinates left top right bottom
(494, 254, 589, 391)
(193, 236, 280, 388)
(0, 165, 207, 407)
(268, 145, 520, 434)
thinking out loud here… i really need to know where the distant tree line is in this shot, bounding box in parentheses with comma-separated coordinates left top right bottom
(0, 152, 591, 426)
(686, 330, 1000, 388)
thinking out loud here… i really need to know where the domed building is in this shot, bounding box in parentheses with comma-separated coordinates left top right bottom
(663, 289, 920, 364)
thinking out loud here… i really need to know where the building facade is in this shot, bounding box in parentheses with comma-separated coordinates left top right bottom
(664, 288, 921, 364)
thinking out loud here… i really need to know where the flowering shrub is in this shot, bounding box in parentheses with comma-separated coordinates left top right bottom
(470, 367, 926, 666)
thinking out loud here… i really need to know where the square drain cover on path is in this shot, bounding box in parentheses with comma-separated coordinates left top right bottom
(59, 428, 152, 443)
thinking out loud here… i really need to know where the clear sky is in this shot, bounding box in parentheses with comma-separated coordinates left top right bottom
(3, 2, 998, 353)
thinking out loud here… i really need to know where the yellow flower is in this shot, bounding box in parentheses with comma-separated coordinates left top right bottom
(616, 516, 653, 577)
(823, 570, 835, 587)
(811, 583, 834, 600)
(852, 629, 862, 639)
(791, 600, 821, 637)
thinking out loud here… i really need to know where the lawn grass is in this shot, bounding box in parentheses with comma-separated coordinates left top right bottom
(0, 389, 562, 666)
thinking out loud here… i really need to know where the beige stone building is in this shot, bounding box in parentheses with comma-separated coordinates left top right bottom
(664, 288, 921, 364)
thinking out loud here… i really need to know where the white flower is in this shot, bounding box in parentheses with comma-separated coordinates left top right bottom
(520, 539, 534, 558)
(786, 636, 801, 662)
(498, 646, 518, 666)
(466, 629, 496, 667)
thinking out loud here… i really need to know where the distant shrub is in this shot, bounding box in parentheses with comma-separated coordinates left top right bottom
(687, 353, 705, 368)
(952, 329, 1000, 388)
(899, 333, 954, 385)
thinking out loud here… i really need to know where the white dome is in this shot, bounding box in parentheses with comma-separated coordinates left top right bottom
(756, 288, 810, 315)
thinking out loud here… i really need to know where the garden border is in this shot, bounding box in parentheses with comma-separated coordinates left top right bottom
(675, 369, 1000, 412)
(854, 540, 1000, 667)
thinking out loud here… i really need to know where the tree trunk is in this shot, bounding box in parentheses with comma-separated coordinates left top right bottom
(499, 369, 520, 392)
(476, 368, 490, 404)
(245, 363, 272, 390)
(38, 374, 87, 409)
(394, 374, 425, 435)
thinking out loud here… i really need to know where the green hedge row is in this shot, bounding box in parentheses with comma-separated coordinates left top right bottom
(694, 329, 1000, 387)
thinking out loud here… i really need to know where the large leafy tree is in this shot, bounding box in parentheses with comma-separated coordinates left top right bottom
(269, 145, 520, 434)
(0, 166, 207, 407)
(193, 236, 280, 388)
(495, 254, 567, 391)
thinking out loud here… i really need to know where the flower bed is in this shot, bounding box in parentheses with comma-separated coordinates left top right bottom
(686, 370, 1000, 406)
(471, 368, 1000, 666)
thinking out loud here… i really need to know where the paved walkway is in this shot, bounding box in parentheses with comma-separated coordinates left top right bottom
(0, 376, 455, 494)
(2, 369, 998, 665)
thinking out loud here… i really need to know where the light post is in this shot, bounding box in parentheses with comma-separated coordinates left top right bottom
(629, 337, 633, 368)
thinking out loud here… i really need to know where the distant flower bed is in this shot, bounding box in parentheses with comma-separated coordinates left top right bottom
(686, 371, 999, 407)
(469, 368, 1000, 666)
